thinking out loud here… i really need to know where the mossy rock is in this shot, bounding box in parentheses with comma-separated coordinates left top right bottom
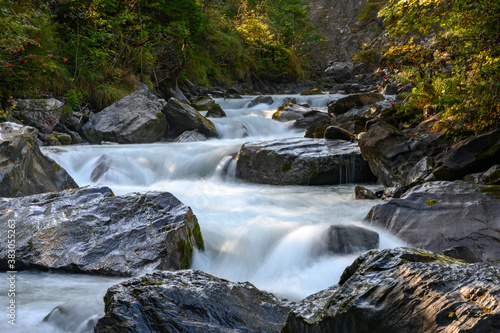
(300, 88, 324, 96)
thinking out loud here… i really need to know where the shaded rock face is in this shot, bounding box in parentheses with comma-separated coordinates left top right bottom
(205, 103, 227, 118)
(0, 122, 77, 197)
(174, 130, 208, 143)
(327, 93, 385, 116)
(273, 104, 332, 129)
(248, 95, 274, 108)
(163, 98, 218, 138)
(441, 246, 482, 264)
(319, 225, 379, 255)
(354, 185, 377, 200)
(282, 247, 500, 333)
(191, 96, 215, 111)
(433, 129, 500, 181)
(82, 89, 168, 144)
(236, 138, 375, 185)
(323, 125, 354, 141)
(359, 121, 446, 187)
(364, 181, 500, 266)
(0, 187, 204, 275)
(94, 270, 293, 333)
(11, 98, 64, 134)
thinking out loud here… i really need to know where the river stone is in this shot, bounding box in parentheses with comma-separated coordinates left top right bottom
(0, 122, 77, 197)
(440, 246, 482, 264)
(324, 126, 354, 141)
(162, 97, 218, 138)
(364, 181, 500, 266)
(320, 225, 379, 255)
(272, 103, 312, 122)
(82, 89, 168, 144)
(0, 186, 204, 275)
(354, 185, 377, 199)
(248, 95, 274, 108)
(11, 98, 64, 134)
(282, 247, 500, 333)
(433, 129, 500, 181)
(94, 270, 293, 333)
(482, 164, 500, 185)
(292, 110, 331, 130)
(327, 92, 385, 116)
(205, 103, 227, 118)
(191, 96, 215, 111)
(236, 138, 375, 185)
(174, 130, 208, 143)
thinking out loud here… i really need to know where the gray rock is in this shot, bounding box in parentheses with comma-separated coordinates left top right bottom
(205, 103, 227, 118)
(440, 246, 482, 264)
(272, 103, 313, 122)
(191, 96, 215, 111)
(163, 98, 218, 138)
(324, 126, 354, 141)
(354, 185, 377, 200)
(248, 96, 274, 108)
(174, 130, 208, 143)
(327, 93, 385, 116)
(82, 89, 167, 144)
(0, 186, 204, 275)
(282, 247, 500, 333)
(236, 138, 375, 185)
(364, 181, 500, 266)
(11, 98, 64, 134)
(0, 122, 77, 197)
(320, 225, 379, 255)
(331, 113, 369, 134)
(433, 129, 500, 181)
(94, 270, 293, 333)
(292, 111, 331, 130)
(482, 164, 500, 185)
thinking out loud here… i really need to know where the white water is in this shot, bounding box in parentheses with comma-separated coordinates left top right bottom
(3, 94, 405, 332)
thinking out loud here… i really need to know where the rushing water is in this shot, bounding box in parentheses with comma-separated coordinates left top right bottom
(2, 94, 406, 332)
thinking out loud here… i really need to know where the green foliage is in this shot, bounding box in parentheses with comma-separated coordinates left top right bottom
(379, 0, 500, 138)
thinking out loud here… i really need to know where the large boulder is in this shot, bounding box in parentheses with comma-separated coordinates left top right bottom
(11, 98, 64, 134)
(248, 95, 274, 108)
(162, 98, 218, 138)
(94, 270, 293, 333)
(273, 103, 331, 129)
(282, 247, 500, 333)
(0, 187, 204, 275)
(359, 121, 446, 187)
(191, 96, 215, 111)
(319, 225, 379, 255)
(364, 181, 500, 266)
(236, 138, 375, 185)
(327, 92, 385, 116)
(82, 89, 168, 144)
(205, 103, 227, 118)
(0, 122, 77, 197)
(433, 129, 500, 181)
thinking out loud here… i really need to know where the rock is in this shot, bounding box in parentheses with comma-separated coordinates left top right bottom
(433, 129, 500, 181)
(191, 96, 215, 111)
(482, 164, 500, 185)
(300, 88, 324, 95)
(305, 119, 333, 138)
(0, 186, 204, 275)
(381, 186, 409, 199)
(162, 97, 218, 138)
(364, 181, 500, 266)
(440, 246, 482, 264)
(174, 130, 208, 143)
(282, 247, 500, 333)
(272, 103, 313, 122)
(52, 132, 72, 145)
(236, 138, 375, 185)
(331, 113, 369, 134)
(324, 65, 353, 83)
(330, 83, 365, 94)
(90, 155, 113, 183)
(43, 301, 103, 333)
(0, 122, 77, 197)
(358, 121, 446, 187)
(324, 126, 354, 141)
(205, 103, 227, 118)
(327, 93, 385, 116)
(248, 95, 274, 108)
(292, 111, 331, 130)
(354, 185, 377, 199)
(94, 270, 293, 333)
(82, 89, 168, 144)
(320, 225, 379, 255)
(11, 98, 64, 134)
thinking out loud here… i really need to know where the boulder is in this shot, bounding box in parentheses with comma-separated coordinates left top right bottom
(324, 65, 353, 83)
(324, 126, 354, 141)
(174, 130, 208, 143)
(433, 129, 500, 181)
(236, 138, 375, 185)
(272, 103, 312, 122)
(354, 185, 377, 200)
(482, 164, 500, 185)
(358, 121, 446, 187)
(327, 92, 385, 116)
(292, 111, 331, 130)
(364, 181, 500, 266)
(0, 186, 204, 275)
(440, 246, 482, 264)
(300, 88, 324, 95)
(331, 113, 369, 134)
(11, 98, 64, 134)
(282, 247, 500, 333)
(0, 122, 77, 197)
(205, 103, 227, 118)
(191, 96, 215, 111)
(162, 98, 218, 138)
(248, 96, 274, 108)
(82, 89, 168, 144)
(305, 119, 333, 138)
(319, 225, 379, 255)
(94, 270, 293, 333)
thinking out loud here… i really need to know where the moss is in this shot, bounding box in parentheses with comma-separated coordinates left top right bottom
(480, 185, 500, 199)
(156, 113, 164, 120)
(485, 169, 500, 184)
(300, 88, 323, 95)
(309, 165, 319, 182)
(447, 312, 456, 320)
(240, 154, 251, 163)
(282, 162, 292, 172)
(192, 223, 205, 250)
(103, 296, 111, 312)
(177, 239, 194, 269)
(426, 199, 437, 206)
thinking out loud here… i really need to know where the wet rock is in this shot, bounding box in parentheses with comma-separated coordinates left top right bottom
(11, 98, 64, 134)
(0, 122, 77, 197)
(191, 96, 215, 111)
(0, 186, 204, 275)
(174, 130, 208, 143)
(440, 246, 482, 264)
(272, 103, 313, 122)
(354, 185, 377, 200)
(94, 270, 293, 333)
(236, 138, 375, 185)
(324, 126, 354, 141)
(205, 103, 227, 118)
(282, 247, 500, 333)
(305, 119, 333, 138)
(292, 110, 331, 130)
(482, 164, 500, 185)
(163, 97, 218, 138)
(327, 93, 385, 116)
(300, 88, 324, 95)
(82, 89, 168, 144)
(364, 181, 500, 266)
(324, 65, 353, 83)
(321, 225, 379, 255)
(433, 129, 500, 181)
(248, 95, 274, 108)
(331, 113, 369, 134)
(44, 301, 103, 333)
(90, 155, 113, 182)
(52, 132, 72, 145)
(359, 121, 446, 187)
